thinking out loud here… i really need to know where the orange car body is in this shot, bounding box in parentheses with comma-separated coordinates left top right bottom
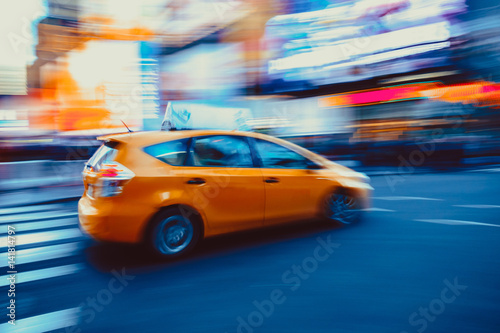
(78, 130, 372, 243)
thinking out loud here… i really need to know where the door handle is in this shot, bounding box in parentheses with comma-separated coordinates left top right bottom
(187, 178, 206, 185)
(264, 177, 280, 183)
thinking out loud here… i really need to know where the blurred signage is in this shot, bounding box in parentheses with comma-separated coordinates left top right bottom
(265, 0, 466, 87)
(269, 22, 451, 72)
(320, 83, 435, 107)
(78, 0, 154, 41)
(159, 43, 245, 98)
(39, 40, 145, 131)
(319, 81, 500, 108)
(154, 0, 250, 46)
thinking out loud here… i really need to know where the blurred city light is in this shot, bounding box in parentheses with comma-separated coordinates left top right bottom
(0, 0, 499, 166)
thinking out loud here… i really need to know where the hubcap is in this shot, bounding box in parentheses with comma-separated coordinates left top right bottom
(325, 193, 359, 225)
(155, 215, 194, 254)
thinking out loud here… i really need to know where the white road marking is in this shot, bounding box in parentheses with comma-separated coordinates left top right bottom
(0, 263, 84, 287)
(374, 196, 443, 201)
(0, 211, 78, 224)
(0, 228, 84, 250)
(0, 242, 82, 267)
(414, 219, 500, 228)
(0, 307, 80, 333)
(453, 204, 500, 209)
(361, 207, 396, 212)
(0, 218, 77, 235)
(0, 203, 65, 216)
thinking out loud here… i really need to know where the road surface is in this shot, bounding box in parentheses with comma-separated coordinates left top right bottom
(1, 169, 499, 333)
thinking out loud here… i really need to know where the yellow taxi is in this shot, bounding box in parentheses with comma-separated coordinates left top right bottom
(78, 130, 372, 257)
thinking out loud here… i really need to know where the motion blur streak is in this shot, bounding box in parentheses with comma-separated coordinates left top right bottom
(0, 0, 500, 332)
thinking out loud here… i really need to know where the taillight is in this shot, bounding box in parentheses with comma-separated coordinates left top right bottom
(85, 162, 135, 198)
(99, 179, 125, 197)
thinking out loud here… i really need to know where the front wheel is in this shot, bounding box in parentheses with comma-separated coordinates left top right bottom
(323, 191, 361, 225)
(148, 208, 201, 258)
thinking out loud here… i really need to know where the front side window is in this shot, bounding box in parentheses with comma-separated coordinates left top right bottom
(254, 139, 310, 169)
(144, 139, 189, 166)
(190, 135, 253, 168)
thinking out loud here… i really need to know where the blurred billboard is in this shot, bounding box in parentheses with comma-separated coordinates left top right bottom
(264, 0, 467, 90)
(159, 43, 246, 99)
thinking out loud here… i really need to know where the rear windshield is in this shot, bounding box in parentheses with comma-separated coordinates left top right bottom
(86, 141, 119, 171)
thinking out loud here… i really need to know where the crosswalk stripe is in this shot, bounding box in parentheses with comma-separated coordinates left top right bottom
(0, 212, 78, 224)
(0, 242, 82, 267)
(0, 218, 77, 235)
(0, 263, 84, 287)
(0, 203, 65, 216)
(0, 228, 84, 251)
(0, 307, 80, 332)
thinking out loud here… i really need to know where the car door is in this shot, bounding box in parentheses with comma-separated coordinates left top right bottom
(181, 135, 265, 235)
(251, 138, 331, 225)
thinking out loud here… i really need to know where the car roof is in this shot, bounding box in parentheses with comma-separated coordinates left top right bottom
(97, 130, 276, 148)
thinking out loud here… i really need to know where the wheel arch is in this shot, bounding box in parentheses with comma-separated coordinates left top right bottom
(317, 184, 362, 217)
(140, 203, 206, 244)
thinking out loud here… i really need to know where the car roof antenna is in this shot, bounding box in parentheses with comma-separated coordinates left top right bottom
(121, 119, 133, 133)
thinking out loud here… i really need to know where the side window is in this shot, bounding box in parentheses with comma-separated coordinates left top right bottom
(144, 138, 189, 166)
(191, 135, 253, 168)
(254, 139, 310, 169)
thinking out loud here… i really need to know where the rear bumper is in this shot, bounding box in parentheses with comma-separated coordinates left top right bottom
(78, 196, 153, 243)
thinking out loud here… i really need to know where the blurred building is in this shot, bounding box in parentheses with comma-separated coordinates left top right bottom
(0, 0, 499, 151)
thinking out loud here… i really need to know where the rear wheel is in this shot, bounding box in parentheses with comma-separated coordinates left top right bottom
(323, 191, 361, 225)
(148, 208, 201, 258)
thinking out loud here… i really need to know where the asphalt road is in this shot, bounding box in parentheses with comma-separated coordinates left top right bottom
(1, 169, 500, 333)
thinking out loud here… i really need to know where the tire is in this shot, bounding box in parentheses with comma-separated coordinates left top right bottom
(147, 207, 201, 258)
(323, 190, 361, 226)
